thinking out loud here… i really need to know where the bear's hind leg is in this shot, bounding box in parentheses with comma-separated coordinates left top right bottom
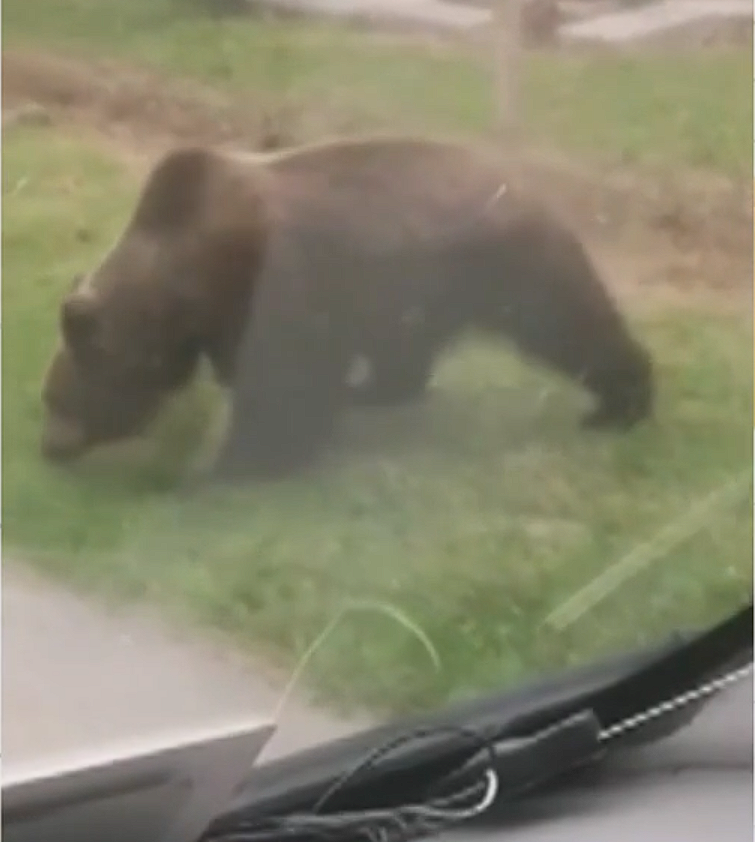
(471, 233, 654, 430)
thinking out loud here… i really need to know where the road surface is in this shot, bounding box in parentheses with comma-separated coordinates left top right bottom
(240, 0, 751, 41)
(560, 0, 752, 44)
(3, 563, 365, 768)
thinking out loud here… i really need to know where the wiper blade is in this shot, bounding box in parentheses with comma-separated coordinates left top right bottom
(206, 602, 752, 838)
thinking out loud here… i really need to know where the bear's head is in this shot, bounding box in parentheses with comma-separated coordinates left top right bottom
(41, 262, 203, 462)
(40, 147, 265, 463)
(41, 342, 171, 461)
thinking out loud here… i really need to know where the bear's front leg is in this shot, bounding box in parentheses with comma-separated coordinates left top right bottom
(206, 391, 336, 484)
(204, 324, 346, 485)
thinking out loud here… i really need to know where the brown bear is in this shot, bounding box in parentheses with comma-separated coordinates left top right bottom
(40, 134, 654, 481)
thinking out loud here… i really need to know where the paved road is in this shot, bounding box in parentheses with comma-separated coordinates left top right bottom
(246, 0, 751, 41)
(561, 0, 752, 43)
(255, 0, 489, 29)
(3, 564, 365, 768)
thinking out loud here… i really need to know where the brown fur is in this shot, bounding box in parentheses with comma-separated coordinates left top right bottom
(40, 135, 654, 480)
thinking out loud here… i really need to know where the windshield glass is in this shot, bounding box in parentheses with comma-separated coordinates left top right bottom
(3, 0, 752, 766)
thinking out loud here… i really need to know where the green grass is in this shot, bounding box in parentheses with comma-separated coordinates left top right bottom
(4, 0, 752, 175)
(3, 126, 752, 715)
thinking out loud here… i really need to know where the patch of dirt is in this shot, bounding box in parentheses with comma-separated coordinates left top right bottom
(3, 47, 751, 309)
(2, 50, 289, 154)
(2, 49, 397, 155)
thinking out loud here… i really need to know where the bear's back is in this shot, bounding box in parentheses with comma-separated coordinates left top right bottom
(236, 136, 528, 253)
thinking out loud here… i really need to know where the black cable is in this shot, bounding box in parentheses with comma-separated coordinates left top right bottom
(203, 712, 603, 842)
(203, 723, 500, 842)
(311, 725, 498, 814)
(217, 633, 690, 826)
(203, 604, 752, 842)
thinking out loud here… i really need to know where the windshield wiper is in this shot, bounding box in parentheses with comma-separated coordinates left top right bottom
(204, 602, 752, 841)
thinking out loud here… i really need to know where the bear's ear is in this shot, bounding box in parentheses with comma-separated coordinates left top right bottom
(133, 148, 211, 233)
(61, 292, 99, 354)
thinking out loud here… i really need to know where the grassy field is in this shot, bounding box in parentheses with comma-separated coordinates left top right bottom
(2, 0, 753, 715)
(4, 126, 752, 713)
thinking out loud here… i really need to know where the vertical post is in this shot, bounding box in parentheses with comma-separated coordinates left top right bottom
(492, 0, 525, 144)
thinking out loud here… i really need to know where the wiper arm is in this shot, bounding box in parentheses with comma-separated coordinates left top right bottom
(204, 602, 752, 841)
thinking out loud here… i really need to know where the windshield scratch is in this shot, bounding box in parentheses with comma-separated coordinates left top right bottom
(543, 471, 752, 631)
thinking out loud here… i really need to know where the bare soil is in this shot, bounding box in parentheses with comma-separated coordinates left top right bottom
(3, 46, 752, 312)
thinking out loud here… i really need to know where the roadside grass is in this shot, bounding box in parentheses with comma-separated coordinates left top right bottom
(3, 125, 752, 714)
(4, 0, 752, 176)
